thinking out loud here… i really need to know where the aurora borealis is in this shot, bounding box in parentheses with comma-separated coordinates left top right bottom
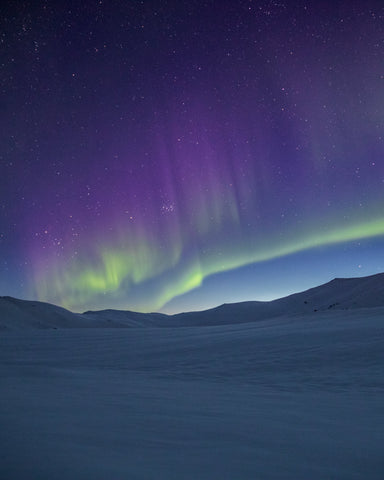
(1, 1, 384, 313)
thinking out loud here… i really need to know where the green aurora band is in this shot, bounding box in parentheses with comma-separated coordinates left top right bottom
(33, 215, 384, 312)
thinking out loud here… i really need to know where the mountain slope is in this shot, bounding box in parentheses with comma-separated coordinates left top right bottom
(172, 273, 384, 325)
(0, 296, 173, 330)
(0, 296, 84, 330)
(1, 273, 384, 330)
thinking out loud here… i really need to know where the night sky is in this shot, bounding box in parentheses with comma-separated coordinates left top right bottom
(1, 1, 384, 313)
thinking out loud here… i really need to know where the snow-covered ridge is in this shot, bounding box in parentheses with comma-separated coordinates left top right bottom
(2, 272, 384, 330)
(1, 275, 384, 479)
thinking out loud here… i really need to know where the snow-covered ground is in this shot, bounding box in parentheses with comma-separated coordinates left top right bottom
(1, 308, 383, 479)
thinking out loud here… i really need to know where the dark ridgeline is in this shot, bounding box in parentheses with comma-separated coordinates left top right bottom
(1, 272, 384, 330)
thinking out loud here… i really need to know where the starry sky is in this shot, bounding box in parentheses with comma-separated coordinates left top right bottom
(1, 0, 384, 313)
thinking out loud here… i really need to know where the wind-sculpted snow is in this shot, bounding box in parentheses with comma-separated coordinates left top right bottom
(0, 309, 383, 479)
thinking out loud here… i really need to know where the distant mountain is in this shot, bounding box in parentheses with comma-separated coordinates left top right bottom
(1, 273, 384, 330)
(174, 272, 384, 326)
(0, 296, 169, 330)
(0, 296, 97, 330)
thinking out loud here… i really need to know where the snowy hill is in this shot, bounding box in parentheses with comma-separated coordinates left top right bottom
(1, 274, 384, 479)
(0, 296, 85, 330)
(175, 273, 384, 325)
(0, 296, 170, 330)
(1, 272, 384, 330)
(274, 272, 384, 312)
(1, 303, 383, 479)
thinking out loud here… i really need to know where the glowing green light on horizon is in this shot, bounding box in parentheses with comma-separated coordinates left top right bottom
(34, 216, 384, 313)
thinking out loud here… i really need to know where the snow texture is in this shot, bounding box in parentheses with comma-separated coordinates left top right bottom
(0, 274, 383, 479)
